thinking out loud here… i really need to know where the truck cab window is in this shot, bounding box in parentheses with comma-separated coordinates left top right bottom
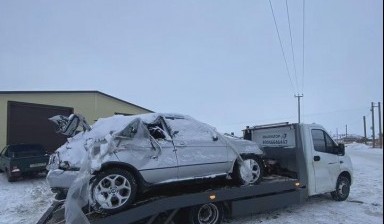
(325, 133, 337, 154)
(311, 129, 338, 154)
(311, 130, 326, 153)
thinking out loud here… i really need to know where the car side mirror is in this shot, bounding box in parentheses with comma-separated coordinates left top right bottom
(338, 143, 345, 156)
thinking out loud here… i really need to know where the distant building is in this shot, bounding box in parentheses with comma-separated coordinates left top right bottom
(0, 91, 153, 152)
(337, 134, 365, 144)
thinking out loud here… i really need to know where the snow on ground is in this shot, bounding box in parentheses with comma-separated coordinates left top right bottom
(0, 174, 54, 224)
(0, 143, 382, 224)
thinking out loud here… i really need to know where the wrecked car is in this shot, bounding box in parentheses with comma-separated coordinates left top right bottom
(46, 113, 264, 214)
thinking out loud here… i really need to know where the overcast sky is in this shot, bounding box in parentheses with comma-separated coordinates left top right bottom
(0, 0, 382, 137)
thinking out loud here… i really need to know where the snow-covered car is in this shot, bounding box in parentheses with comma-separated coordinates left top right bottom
(46, 113, 264, 214)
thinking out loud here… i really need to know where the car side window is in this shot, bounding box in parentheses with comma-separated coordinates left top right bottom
(165, 117, 213, 141)
(120, 119, 139, 138)
(311, 129, 337, 154)
(1, 147, 8, 157)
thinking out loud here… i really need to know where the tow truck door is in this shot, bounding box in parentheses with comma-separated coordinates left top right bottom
(310, 129, 341, 194)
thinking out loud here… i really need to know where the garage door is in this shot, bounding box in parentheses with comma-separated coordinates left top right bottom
(7, 101, 73, 153)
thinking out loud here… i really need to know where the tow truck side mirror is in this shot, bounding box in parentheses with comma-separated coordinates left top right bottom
(338, 143, 345, 156)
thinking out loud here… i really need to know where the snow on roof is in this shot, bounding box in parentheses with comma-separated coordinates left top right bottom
(56, 113, 190, 166)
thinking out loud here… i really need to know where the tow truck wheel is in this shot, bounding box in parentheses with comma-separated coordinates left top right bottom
(90, 168, 137, 214)
(189, 202, 224, 224)
(331, 175, 350, 201)
(234, 155, 264, 185)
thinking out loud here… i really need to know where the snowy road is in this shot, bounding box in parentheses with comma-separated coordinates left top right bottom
(0, 143, 382, 224)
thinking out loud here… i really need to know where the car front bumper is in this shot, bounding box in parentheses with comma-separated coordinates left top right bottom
(46, 169, 79, 189)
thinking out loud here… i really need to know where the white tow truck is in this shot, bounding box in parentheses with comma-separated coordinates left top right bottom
(38, 122, 352, 224)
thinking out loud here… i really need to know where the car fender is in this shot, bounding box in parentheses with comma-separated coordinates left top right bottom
(95, 161, 150, 191)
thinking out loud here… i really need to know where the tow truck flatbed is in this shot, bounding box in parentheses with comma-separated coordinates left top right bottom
(39, 176, 304, 224)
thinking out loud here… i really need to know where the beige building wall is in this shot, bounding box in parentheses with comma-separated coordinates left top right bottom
(0, 91, 152, 149)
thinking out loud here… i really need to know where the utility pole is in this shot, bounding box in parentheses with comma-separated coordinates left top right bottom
(295, 94, 304, 123)
(371, 102, 376, 148)
(363, 116, 367, 144)
(345, 125, 348, 137)
(378, 102, 382, 148)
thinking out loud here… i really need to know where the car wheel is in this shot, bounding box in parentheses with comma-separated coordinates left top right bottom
(6, 169, 16, 182)
(233, 155, 264, 185)
(331, 175, 350, 201)
(189, 203, 224, 224)
(90, 168, 137, 214)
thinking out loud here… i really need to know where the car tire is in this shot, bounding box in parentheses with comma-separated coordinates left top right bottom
(90, 168, 137, 214)
(331, 175, 350, 201)
(233, 154, 264, 185)
(189, 203, 224, 224)
(6, 169, 16, 182)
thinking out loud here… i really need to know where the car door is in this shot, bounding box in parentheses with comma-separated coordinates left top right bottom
(311, 129, 341, 194)
(114, 118, 178, 184)
(164, 116, 229, 180)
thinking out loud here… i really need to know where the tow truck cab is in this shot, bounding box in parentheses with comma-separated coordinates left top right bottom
(243, 122, 353, 198)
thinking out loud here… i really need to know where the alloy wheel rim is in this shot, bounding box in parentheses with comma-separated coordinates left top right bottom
(240, 159, 261, 183)
(93, 174, 131, 209)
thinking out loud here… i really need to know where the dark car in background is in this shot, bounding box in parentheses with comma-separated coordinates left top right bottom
(0, 144, 50, 182)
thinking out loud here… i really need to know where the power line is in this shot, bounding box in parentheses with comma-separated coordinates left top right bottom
(268, 0, 296, 94)
(302, 107, 370, 117)
(285, 0, 299, 93)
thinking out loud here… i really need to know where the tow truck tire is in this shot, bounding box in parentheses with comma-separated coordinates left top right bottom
(189, 202, 224, 224)
(90, 168, 137, 214)
(331, 175, 350, 201)
(233, 154, 264, 185)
